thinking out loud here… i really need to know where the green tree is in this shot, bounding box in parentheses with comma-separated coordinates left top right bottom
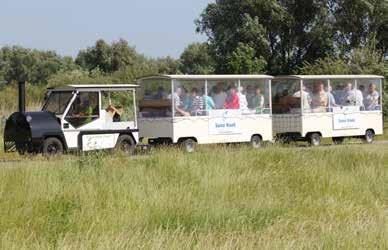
(75, 39, 139, 73)
(179, 43, 215, 74)
(0, 46, 77, 84)
(196, 0, 388, 74)
(227, 43, 267, 74)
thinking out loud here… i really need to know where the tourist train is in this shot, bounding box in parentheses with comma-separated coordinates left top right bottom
(3, 74, 384, 155)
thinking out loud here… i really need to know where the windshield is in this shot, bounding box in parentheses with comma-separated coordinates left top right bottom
(42, 91, 74, 115)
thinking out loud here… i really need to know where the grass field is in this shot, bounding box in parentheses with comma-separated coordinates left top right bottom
(0, 143, 388, 249)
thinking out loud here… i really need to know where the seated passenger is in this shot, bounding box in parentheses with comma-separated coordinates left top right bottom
(246, 85, 255, 109)
(106, 104, 122, 122)
(293, 84, 312, 110)
(190, 88, 205, 116)
(355, 86, 364, 109)
(224, 86, 240, 109)
(252, 87, 265, 109)
(203, 88, 215, 111)
(340, 83, 356, 106)
(169, 87, 190, 116)
(154, 86, 167, 99)
(237, 86, 248, 110)
(311, 82, 328, 110)
(364, 83, 380, 110)
(212, 84, 227, 109)
(325, 85, 338, 107)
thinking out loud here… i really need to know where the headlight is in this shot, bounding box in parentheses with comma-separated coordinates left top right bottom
(26, 115, 32, 123)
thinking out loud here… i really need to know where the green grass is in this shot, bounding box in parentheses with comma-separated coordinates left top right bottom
(0, 144, 388, 249)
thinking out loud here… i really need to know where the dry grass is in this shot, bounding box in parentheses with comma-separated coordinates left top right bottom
(0, 144, 387, 249)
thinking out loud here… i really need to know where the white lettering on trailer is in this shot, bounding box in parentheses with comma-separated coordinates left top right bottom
(332, 106, 360, 130)
(82, 133, 119, 151)
(208, 110, 241, 135)
(333, 113, 359, 130)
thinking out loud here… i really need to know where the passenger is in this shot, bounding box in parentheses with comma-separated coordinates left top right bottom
(355, 86, 364, 109)
(364, 83, 380, 111)
(170, 87, 190, 116)
(181, 87, 191, 111)
(190, 88, 205, 116)
(293, 84, 312, 110)
(252, 87, 265, 109)
(311, 82, 328, 110)
(246, 85, 255, 109)
(224, 86, 240, 109)
(325, 85, 338, 107)
(333, 85, 344, 104)
(212, 83, 227, 109)
(237, 86, 248, 110)
(154, 86, 167, 99)
(359, 85, 367, 99)
(203, 88, 215, 111)
(341, 83, 356, 106)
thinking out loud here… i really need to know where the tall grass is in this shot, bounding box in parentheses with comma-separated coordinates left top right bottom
(0, 145, 387, 249)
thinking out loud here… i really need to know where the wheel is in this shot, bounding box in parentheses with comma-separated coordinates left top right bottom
(332, 137, 345, 145)
(181, 139, 197, 153)
(251, 135, 262, 149)
(308, 133, 321, 147)
(115, 135, 136, 154)
(42, 137, 64, 156)
(364, 130, 375, 144)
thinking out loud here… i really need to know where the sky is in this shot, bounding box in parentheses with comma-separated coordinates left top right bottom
(0, 0, 213, 58)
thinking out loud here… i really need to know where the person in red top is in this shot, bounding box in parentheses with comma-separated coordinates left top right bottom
(224, 86, 240, 109)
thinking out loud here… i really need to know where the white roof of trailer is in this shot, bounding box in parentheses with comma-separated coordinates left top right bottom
(49, 84, 139, 91)
(275, 75, 384, 80)
(139, 74, 274, 80)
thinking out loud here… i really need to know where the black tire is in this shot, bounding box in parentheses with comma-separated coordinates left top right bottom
(181, 139, 197, 153)
(332, 137, 345, 145)
(251, 135, 262, 149)
(42, 137, 64, 157)
(308, 133, 321, 147)
(364, 130, 375, 144)
(115, 135, 136, 155)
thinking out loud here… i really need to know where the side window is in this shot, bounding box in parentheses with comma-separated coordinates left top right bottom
(173, 80, 206, 116)
(102, 91, 135, 122)
(331, 80, 357, 107)
(272, 79, 301, 114)
(208, 80, 239, 110)
(65, 92, 99, 128)
(240, 79, 270, 114)
(304, 80, 329, 113)
(357, 79, 382, 111)
(139, 79, 171, 118)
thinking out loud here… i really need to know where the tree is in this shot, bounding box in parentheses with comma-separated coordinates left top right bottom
(196, 0, 388, 74)
(0, 46, 77, 84)
(75, 39, 139, 73)
(227, 43, 266, 74)
(179, 43, 215, 74)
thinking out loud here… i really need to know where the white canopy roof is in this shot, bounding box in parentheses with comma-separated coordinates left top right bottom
(275, 75, 384, 80)
(138, 74, 274, 81)
(49, 84, 139, 91)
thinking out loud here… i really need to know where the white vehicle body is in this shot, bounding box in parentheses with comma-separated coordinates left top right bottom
(137, 75, 273, 145)
(272, 75, 384, 142)
(46, 84, 139, 152)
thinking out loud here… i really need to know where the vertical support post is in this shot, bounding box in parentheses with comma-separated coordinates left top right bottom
(133, 89, 137, 128)
(327, 79, 331, 111)
(300, 79, 304, 116)
(205, 79, 208, 115)
(171, 79, 175, 118)
(269, 79, 272, 115)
